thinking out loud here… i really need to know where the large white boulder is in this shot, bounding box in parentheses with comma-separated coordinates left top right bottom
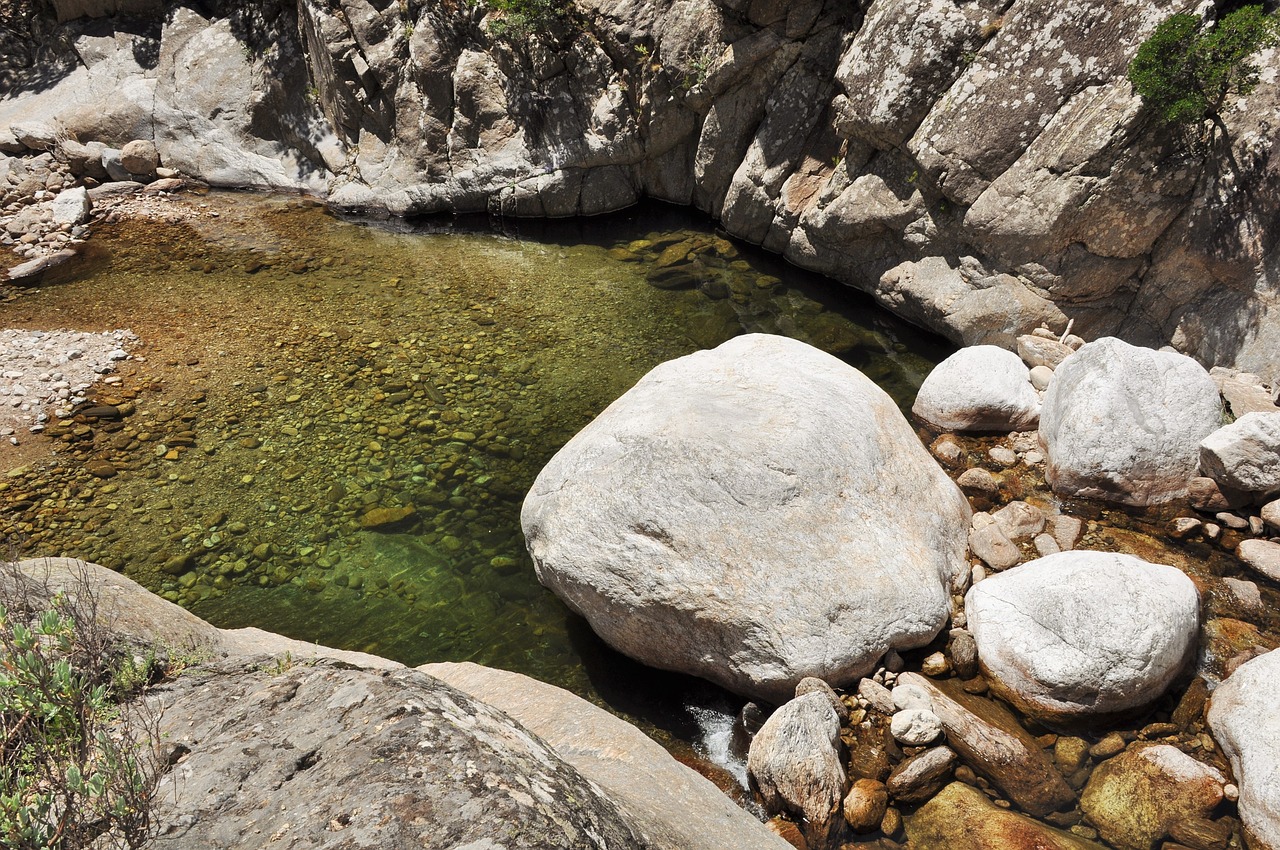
(1207, 649, 1280, 850)
(912, 345, 1041, 432)
(1200, 411, 1280, 499)
(965, 551, 1199, 722)
(1039, 337, 1221, 505)
(521, 334, 972, 703)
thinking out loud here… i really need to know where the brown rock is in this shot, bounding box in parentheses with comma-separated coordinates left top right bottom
(958, 467, 1001, 496)
(886, 745, 956, 804)
(1168, 817, 1231, 850)
(906, 782, 1106, 850)
(1187, 477, 1248, 512)
(85, 459, 117, 478)
(360, 505, 417, 529)
(1080, 743, 1225, 850)
(842, 778, 888, 832)
(896, 673, 1075, 816)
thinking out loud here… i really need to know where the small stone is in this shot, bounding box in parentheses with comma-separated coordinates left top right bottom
(1238, 539, 1280, 581)
(85, 459, 117, 478)
(931, 436, 963, 467)
(1261, 499, 1280, 531)
(1216, 511, 1250, 531)
(842, 778, 888, 832)
(1033, 533, 1060, 556)
(921, 652, 950, 677)
(988, 446, 1017, 467)
(949, 630, 979, 679)
(1171, 517, 1204, 539)
(886, 746, 957, 803)
(857, 678, 896, 715)
(1055, 736, 1090, 774)
(890, 708, 943, 746)
(1090, 732, 1126, 760)
(360, 505, 417, 530)
(1029, 364, 1053, 391)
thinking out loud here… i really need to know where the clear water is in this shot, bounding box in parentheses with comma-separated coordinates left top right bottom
(2, 191, 952, 761)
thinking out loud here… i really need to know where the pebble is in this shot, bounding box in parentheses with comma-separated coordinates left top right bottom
(891, 708, 943, 745)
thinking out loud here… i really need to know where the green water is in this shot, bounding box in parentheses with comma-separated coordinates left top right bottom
(2, 192, 951, 740)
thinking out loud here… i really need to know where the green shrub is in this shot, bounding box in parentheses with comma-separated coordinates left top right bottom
(486, 0, 572, 39)
(1, 566, 161, 850)
(1129, 6, 1280, 126)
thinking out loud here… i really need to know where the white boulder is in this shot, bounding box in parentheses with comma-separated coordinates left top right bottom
(965, 551, 1199, 722)
(522, 334, 972, 703)
(1200, 411, 1280, 499)
(50, 186, 91, 227)
(912, 345, 1040, 432)
(1039, 337, 1221, 505)
(1207, 648, 1280, 850)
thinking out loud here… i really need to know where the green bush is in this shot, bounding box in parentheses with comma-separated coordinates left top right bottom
(1129, 6, 1280, 126)
(1, 567, 160, 850)
(486, 0, 572, 39)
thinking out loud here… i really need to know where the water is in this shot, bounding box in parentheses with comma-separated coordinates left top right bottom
(1, 191, 951, 766)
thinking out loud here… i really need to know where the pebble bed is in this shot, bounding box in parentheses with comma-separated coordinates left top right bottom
(0, 328, 136, 439)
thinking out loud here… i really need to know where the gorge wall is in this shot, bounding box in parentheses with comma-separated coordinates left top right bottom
(2, 0, 1277, 379)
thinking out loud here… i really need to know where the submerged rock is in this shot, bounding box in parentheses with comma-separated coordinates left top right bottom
(1079, 743, 1225, 850)
(1039, 337, 1221, 505)
(965, 551, 1199, 722)
(912, 345, 1040, 432)
(521, 334, 971, 703)
(896, 673, 1075, 816)
(905, 782, 1105, 850)
(1207, 648, 1280, 850)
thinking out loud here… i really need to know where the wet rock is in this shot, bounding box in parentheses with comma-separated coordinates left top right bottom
(85, 459, 117, 478)
(897, 673, 1075, 816)
(1199, 412, 1280, 500)
(747, 692, 845, 846)
(886, 745, 956, 804)
(912, 345, 1040, 432)
(1039, 338, 1221, 505)
(424, 662, 790, 850)
(1237, 539, 1280, 582)
(948, 629, 979, 679)
(1168, 817, 1232, 850)
(958, 467, 1001, 497)
(359, 504, 417, 530)
(1207, 648, 1280, 850)
(965, 552, 1199, 722)
(1079, 744, 1225, 850)
(905, 782, 1105, 850)
(522, 335, 971, 703)
(842, 778, 888, 833)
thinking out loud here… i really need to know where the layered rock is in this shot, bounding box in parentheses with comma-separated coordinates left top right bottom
(912, 345, 1040, 432)
(1038, 337, 1222, 505)
(521, 334, 971, 702)
(905, 782, 1105, 850)
(1, 0, 1277, 378)
(1207, 648, 1280, 850)
(965, 552, 1199, 722)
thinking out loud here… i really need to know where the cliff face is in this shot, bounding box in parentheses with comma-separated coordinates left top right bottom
(2, 0, 1277, 378)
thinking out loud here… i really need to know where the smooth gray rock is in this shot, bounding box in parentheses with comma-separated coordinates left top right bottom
(424, 661, 790, 850)
(912, 345, 1040, 432)
(147, 659, 655, 850)
(522, 334, 971, 703)
(1207, 648, 1280, 850)
(747, 692, 845, 845)
(101, 147, 131, 181)
(120, 138, 159, 178)
(1039, 337, 1222, 505)
(890, 708, 942, 746)
(965, 551, 1200, 722)
(1200, 412, 1280, 499)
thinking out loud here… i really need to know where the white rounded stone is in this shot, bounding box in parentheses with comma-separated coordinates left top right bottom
(912, 345, 1040, 432)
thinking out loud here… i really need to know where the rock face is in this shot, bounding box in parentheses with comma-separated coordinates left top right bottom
(905, 782, 1106, 850)
(1199, 412, 1280, 499)
(1079, 744, 1225, 850)
(912, 345, 1040, 432)
(746, 691, 846, 845)
(1039, 337, 1222, 505)
(148, 659, 655, 850)
(965, 552, 1199, 722)
(2, 0, 1278, 379)
(522, 334, 971, 702)
(423, 662, 790, 850)
(1207, 648, 1280, 850)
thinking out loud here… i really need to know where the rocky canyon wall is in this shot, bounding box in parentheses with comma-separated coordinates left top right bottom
(2, 0, 1277, 378)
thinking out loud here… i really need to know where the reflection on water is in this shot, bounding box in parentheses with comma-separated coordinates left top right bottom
(1, 192, 952, 762)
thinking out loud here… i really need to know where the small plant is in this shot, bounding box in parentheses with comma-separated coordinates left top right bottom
(1129, 6, 1280, 129)
(402, 20, 414, 39)
(633, 43, 650, 59)
(0, 560, 164, 850)
(486, 0, 571, 40)
(305, 84, 320, 104)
